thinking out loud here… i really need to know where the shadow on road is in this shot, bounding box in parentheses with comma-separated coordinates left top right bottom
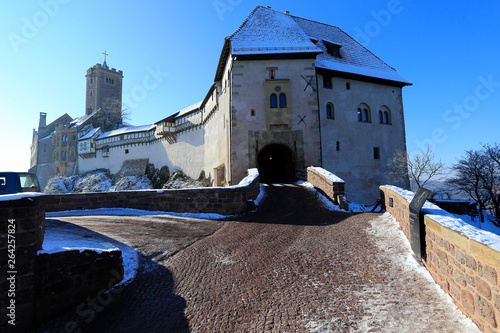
(229, 183, 361, 226)
(31, 221, 189, 333)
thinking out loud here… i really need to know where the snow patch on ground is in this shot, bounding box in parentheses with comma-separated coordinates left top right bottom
(46, 208, 228, 220)
(40, 220, 139, 286)
(358, 213, 480, 332)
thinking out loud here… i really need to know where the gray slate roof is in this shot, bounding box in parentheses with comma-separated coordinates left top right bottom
(218, 6, 410, 85)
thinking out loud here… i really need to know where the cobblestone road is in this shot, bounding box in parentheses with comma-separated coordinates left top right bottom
(33, 184, 479, 332)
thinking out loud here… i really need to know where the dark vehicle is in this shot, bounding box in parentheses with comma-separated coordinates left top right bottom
(0, 172, 41, 195)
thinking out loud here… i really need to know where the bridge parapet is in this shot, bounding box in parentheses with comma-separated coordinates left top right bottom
(306, 167, 345, 205)
(381, 185, 500, 332)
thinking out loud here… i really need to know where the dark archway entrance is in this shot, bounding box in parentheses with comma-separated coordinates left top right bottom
(257, 144, 296, 183)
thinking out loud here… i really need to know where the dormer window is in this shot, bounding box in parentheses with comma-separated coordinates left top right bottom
(323, 40, 342, 58)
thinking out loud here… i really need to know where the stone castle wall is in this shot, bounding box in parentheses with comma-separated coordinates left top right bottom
(34, 250, 123, 324)
(45, 169, 260, 215)
(381, 186, 500, 332)
(0, 195, 45, 332)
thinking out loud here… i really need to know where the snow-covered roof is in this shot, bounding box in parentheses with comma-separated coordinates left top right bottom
(79, 127, 101, 141)
(70, 111, 98, 129)
(215, 6, 410, 86)
(97, 124, 155, 140)
(39, 132, 54, 141)
(155, 101, 203, 125)
(227, 6, 322, 56)
(176, 101, 203, 118)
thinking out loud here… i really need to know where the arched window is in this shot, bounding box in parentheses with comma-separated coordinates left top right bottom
(90, 90, 93, 97)
(326, 103, 334, 119)
(379, 106, 391, 124)
(270, 94, 278, 108)
(357, 103, 371, 122)
(279, 93, 287, 108)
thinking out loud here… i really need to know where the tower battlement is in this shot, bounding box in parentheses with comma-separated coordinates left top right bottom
(87, 63, 123, 77)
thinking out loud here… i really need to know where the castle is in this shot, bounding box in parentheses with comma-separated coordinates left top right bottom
(30, 6, 411, 204)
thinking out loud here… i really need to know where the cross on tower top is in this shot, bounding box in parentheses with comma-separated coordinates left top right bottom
(102, 50, 108, 62)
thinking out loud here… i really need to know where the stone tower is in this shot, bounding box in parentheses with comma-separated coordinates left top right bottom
(85, 51, 124, 115)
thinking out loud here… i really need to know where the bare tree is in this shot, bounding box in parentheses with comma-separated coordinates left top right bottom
(447, 150, 490, 222)
(386, 149, 411, 190)
(387, 145, 445, 191)
(483, 143, 500, 221)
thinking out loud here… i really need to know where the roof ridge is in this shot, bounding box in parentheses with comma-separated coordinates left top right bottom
(292, 14, 396, 72)
(289, 14, 341, 31)
(226, 5, 263, 40)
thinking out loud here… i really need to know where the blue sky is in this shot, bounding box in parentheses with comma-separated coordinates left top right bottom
(1, 0, 499, 172)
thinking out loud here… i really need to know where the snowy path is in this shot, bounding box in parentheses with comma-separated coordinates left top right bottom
(358, 213, 479, 332)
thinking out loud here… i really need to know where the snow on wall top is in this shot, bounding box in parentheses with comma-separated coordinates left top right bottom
(308, 166, 345, 183)
(231, 168, 259, 188)
(228, 6, 322, 56)
(0, 192, 44, 202)
(381, 185, 500, 252)
(97, 124, 155, 140)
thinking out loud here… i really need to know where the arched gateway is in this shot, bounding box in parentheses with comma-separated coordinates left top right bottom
(257, 144, 296, 183)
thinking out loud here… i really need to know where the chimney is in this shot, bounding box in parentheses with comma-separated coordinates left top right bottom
(284, 10, 290, 15)
(39, 112, 47, 128)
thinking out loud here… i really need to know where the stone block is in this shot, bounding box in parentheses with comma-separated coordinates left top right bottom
(484, 265, 498, 285)
(466, 254, 478, 271)
(477, 278, 493, 299)
(461, 289, 476, 315)
(453, 269, 466, 287)
(475, 294, 497, 328)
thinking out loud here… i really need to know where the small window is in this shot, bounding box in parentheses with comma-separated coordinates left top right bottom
(358, 104, 371, 123)
(90, 90, 93, 97)
(323, 75, 332, 89)
(379, 106, 391, 124)
(279, 93, 287, 108)
(270, 94, 278, 108)
(269, 69, 275, 79)
(323, 40, 342, 58)
(326, 103, 334, 119)
(125, 149, 129, 154)
(251, 109, 256, 116)
(374, 147, 381, 160)
(346, 82, 350, 90)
